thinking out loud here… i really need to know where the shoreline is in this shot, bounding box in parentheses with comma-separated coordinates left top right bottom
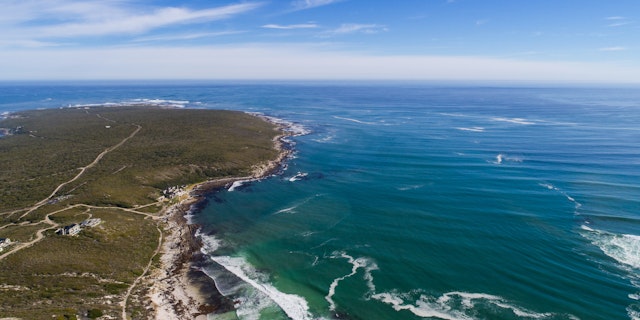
(145, 116, 295, 319)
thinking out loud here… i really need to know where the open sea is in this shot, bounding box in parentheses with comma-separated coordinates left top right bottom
(1, 82, 639, 320)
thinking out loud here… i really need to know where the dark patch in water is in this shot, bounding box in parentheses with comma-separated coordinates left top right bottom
(189, 253, 235, 315)
(210, 194, 226, 203)
(190, 197, 210, 213)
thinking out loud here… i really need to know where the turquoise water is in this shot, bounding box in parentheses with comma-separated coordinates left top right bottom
(1, 83, 639, 319)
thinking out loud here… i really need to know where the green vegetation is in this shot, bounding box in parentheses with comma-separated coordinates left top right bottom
(1, 107, 279, 211)
(0, 106, 282, 319)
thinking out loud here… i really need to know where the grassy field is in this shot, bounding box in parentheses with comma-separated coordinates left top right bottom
(0, 106, 282, 319)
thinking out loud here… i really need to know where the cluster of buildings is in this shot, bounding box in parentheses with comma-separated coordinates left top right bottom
(56, 218, 102, 236)
(159, 185, 187, 201)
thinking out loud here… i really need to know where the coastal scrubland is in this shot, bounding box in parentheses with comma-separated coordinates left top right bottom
(0, 106, 282, 319)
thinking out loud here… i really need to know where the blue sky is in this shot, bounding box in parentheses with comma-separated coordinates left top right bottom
(1, 0, 639, 82)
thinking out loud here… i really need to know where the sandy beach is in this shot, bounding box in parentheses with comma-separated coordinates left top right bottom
(144, 123, 292, 319)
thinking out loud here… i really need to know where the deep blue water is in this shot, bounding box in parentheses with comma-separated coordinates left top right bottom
(1, 82, 639, 320)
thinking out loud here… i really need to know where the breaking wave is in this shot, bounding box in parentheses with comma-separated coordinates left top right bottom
(580, 225, 640, 320)
(457, 127, 485, 132)
(371, 290, 573, 320)
(227, 179, 253, 192)
(273, 194, 320, 215)
(492, 117, 536, 125)
(539, 183, 582, 210)
(580, 225, 639, 271)
(211, 255, 314, 320)
(250, 113, 311, 136)
(333, 116, 378, 125)
(492, 153, 523, 165)
(70, 98, 191, 108)
(199, 234, 314, 320)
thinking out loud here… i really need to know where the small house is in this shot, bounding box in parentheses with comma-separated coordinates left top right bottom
(0, 238, 11, 248)
(56, 224, 81, 236)
(0, 238, 11, 252)
(80, 218, 101, 228)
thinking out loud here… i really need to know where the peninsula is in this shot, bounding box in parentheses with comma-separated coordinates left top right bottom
(0, 106, 289, 319)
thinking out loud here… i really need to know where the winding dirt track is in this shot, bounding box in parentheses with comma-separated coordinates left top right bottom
(19, 124, 142, 220)
(2, 121, 144, 258)
(0, 117, 161, 319)
(121, 225, 164, 320)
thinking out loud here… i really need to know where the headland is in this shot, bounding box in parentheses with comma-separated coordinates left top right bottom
(0, 106, 291, 319)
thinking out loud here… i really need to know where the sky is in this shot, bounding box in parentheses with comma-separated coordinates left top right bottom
(1, 0, 639, 83)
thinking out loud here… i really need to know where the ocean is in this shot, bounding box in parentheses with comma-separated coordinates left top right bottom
(1, 82, 639, 320)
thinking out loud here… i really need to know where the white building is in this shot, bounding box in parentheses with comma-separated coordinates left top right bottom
(56, 224, 81, 236)
(0, 238, 11, 251)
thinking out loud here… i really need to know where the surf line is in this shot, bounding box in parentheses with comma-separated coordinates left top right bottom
(333, 116, 377, 125)
(326, 252, 378, 311)
(211, 255, 314, 320)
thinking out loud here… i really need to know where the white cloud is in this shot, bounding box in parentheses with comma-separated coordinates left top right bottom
(0, 1, 262, 46)
(0, 39, 63, 48)
(39, 3, 263, 37)
(605, 16, 632, 27)
(1, 44, 638, 83)
(328, 24, 388, 35)
(291, 0, 342, 10)
(133, 31, 245, 42)
(262, 24, 319, 29)
(599, 46, 626, 52)
(607, 21, 632, 27)
(0, 0, 129, 26)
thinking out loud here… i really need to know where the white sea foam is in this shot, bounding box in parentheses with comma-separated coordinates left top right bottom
(253, 114, 311, 136)
(273, 194, 319, 215)
(129, 98, 189, 108)
(312, 134, 336, 143)
(70, 98, 192, 109)
(333, 116, 378, 125)
(457, 127, 485, 132)
(372, 292, 470, 320)
(397, 184, 424, 191)
(539, 183, 582, 209)
(372, 290, 561, 320)
(581, 224, 640, 320)
(326, 252, 378, 311)
(299, 231, 316, 237)
(288, 172, 308, 182)
(492, 153, 523, 165)
(275, 206, 297, 215)
(580, 225, 595, 232)
(211, 255, 313, 320)
(198, 232, 222, 255)
(228, 179, 252, 192)
(492, 117, 536, 125)
(580, 226, 640, 270)
(438, 112, 470, 118)
(629, 306, 640, 320)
